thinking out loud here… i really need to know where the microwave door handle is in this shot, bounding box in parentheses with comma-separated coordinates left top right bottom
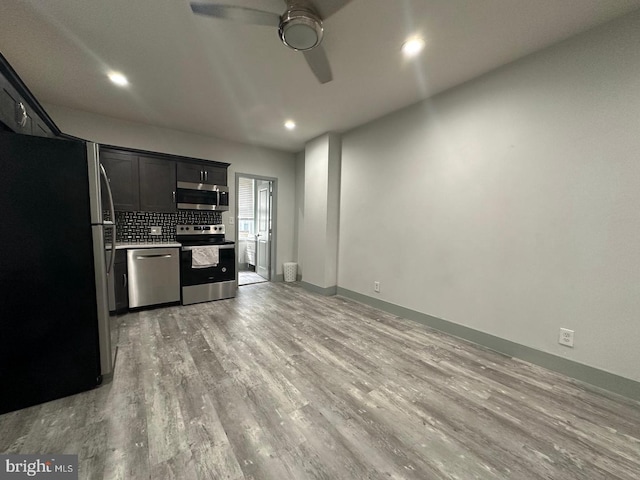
(100, 163, 117, 275)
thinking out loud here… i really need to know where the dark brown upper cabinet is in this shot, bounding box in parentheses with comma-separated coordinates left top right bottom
(177, 161, 227, 186)
(100, 149, 140, 211)
(0, 61, 55, 138)
(100, 146, 228, 213)
(1, 75, 33, 135)
(139, 156, 176, 213)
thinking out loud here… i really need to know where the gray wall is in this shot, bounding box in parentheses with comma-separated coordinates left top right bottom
(46, 104, 297, 275)
(294, 150, 305, 277)
(300, 133, 341, 289)
(338, 11, 640, 382)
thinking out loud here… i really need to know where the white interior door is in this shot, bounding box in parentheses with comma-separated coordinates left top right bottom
(256, 180, 271, 279)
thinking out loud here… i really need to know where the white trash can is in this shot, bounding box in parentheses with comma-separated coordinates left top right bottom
(283, 262, 297, 282)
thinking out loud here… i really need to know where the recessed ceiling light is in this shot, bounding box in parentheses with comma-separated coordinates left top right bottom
(284, 120, 296, 130)
(402, 37, 426, 57)
(108, 72, 128, 87)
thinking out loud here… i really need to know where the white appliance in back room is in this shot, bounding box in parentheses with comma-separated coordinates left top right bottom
(0, 133, 116, 414)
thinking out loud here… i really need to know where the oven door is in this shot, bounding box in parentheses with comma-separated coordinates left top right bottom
(180, 244, 235, 285)
(180, 244, 236, 304)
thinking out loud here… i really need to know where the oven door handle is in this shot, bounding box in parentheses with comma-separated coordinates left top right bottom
(181, 245, 235, 251)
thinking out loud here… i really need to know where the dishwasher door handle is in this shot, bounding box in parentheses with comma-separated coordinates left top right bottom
(135, 254, 173, 260)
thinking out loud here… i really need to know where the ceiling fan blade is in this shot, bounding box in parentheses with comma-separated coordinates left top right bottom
(190, 3, 280, 27)
(309, 0, 353, 20)
(303, 45, 332, 84)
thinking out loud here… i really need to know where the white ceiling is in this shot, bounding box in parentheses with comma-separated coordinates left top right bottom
(1, 0, 639, 152)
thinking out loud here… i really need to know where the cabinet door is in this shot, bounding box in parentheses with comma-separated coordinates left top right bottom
(203, 166, 227, 185)
(0, 76, 32, 134)
(100, 150, 140, 211)
(0, 75, 16, 132)
(32, 117, 53, 138)
(0, 76, 19, 132)
(1, 73, 53, 137)
(176, 162, 205, 184)
(139, 156, 176, 212)
(114, 250, 129, 313)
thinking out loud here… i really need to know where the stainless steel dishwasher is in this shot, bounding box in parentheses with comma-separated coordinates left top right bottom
(127, 248, 180, 308)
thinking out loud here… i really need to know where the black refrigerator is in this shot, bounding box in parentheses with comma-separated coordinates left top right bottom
(0, 132, 116, 415)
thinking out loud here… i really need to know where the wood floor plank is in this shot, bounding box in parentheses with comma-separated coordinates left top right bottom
(1, 282, 639, 479)
(137, 310, 189, 467)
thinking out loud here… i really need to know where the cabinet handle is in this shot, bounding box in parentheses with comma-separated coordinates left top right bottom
(16, 102, 28, 128)
(123, 273, 128, 288)
(172, 191, 176, 202)
(205, 170, 208, 182)
(200, 171, 204, 182)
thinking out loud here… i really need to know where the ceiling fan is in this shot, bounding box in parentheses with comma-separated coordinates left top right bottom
(190, 0, 353, 84)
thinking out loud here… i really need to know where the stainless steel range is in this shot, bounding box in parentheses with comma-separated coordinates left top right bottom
(176, 224, 236, 305)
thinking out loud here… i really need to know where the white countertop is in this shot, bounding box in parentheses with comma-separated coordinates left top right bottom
(107, 242, 182, 250)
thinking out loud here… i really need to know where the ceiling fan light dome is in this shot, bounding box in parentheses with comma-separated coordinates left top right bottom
(279, 8, 323, 51)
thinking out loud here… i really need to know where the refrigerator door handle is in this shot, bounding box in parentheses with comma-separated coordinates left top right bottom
(100, 163, 117, 275)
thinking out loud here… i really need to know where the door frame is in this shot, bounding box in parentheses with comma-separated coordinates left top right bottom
(234, 173, 278, 283)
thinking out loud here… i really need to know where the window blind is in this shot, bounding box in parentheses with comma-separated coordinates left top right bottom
(238, 177, 254, 219)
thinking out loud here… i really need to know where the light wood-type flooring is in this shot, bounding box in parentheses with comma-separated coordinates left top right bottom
(238, 271, 268, 286)
(1, 282, 640, 479)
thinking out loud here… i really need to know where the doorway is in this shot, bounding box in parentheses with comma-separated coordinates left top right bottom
(235, 174, 277, 287)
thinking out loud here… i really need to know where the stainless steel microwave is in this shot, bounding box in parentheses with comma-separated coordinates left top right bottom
(176, 182, 229, 211)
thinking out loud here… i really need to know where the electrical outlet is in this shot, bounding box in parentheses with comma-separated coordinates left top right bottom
(150, 226, 162, 236)
(559, 328, 574, 347)
(374, 281, 380, 293)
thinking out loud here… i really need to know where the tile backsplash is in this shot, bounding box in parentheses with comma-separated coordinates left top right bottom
(105, 210, 222, 243)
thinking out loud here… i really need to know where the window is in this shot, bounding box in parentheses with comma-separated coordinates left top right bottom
(238, 177, 255, 238)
